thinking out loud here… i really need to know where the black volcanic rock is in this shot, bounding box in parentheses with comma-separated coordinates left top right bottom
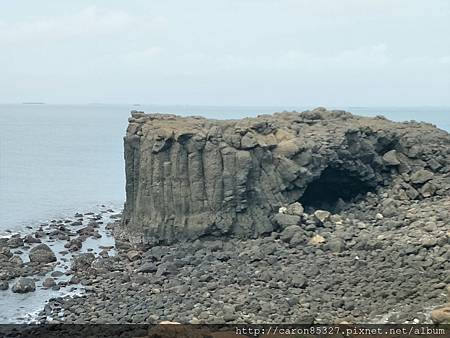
(120, 108, 450, 244)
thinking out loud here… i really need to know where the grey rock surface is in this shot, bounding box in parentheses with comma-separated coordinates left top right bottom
(121, 108, 450, 244)
(11, 278, 36, 293)
(29, 244, 56, 263)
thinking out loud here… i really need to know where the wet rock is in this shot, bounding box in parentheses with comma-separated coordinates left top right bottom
(7, 236, 23, 248)
(65, 238, 82, 251)
(29, 244, 56, 263)
(72, 253, 95, 271)
(0, 246, 13, 260)
(69, 276, 81, 285)
(24, 234, 41, 244)
(43, 278, 56, 288)
(0, 280, 9, 290)
(51, 271, 64, 278)
(9, 255, 23, 266)
(12, 278, 36, 293)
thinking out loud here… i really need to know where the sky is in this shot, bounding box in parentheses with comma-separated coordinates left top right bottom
(0, 0, 449, 106)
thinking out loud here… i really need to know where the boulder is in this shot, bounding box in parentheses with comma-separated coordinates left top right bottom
(8, 255, 23, 266)
(136, 262, 158, 273)
(126, 250, 141, 262)
(314, 210, 331, 223)
(328, 238, 346, 253)
(72, 253, 95, 271)
(382, 150, 400, 166)
(410, 169, 434, 185)
(309, 234, 326, 245)
(7, 236, 23, 248)
(29, 244, 56, 263)
(419, 182, 436, 197)
(280, 225, 303, 243)
(286, 202, 304, 216)
(0, 281, 9, 290)
(42, 278, 56, 288)
(12, 278, 36, 293)
(290, 275, 307, 288)
(24, 235, 41, 244)
(272, 213, 301, 229)
(0, 247, 13, 260)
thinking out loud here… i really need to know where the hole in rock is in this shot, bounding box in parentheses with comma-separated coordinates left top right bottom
(299, 166, 375, 212)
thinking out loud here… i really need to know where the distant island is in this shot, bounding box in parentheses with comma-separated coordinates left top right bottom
(22, 102, 45, 105)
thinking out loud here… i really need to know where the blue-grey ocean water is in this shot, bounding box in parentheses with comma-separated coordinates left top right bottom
(1, 104, 449, 234)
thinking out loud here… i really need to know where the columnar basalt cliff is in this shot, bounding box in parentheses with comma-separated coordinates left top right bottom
(121, 108, 450, 244)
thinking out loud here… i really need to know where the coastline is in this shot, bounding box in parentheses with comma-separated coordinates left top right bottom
(0, 206, 121, 323)
(1, 196, 449, 324)
(8, 199, 448, 324)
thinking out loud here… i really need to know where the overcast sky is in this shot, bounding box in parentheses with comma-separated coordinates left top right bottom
(1, 0, 449, 106)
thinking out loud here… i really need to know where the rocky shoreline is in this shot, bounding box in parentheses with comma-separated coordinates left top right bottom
(3, 193, 449, 324)
(2, 109, 450, 325)
(24, 191, 449, 324)
(0, 206, 120, 323)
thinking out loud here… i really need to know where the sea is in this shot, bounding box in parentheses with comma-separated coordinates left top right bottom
(1, 104, 450, 235)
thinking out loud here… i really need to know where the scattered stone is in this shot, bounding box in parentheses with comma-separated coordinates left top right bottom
(328, 238, 346, 253)
(431, 306, 450, 324)
(72, 253, 95, 271)
(12, 278, 36, 293)
(69, 276, 81, 285)
(126, 250, 141, 262)
(410, 169, 434, 185)
(9, 255, 24, 266)
(0, 281, 9, 290)
(29, 244, 56, 263)
(24, 234, 41, 244)
(309, 234, 326, 245)
(272, 213, 301, 229)
(7, 236, 23, 248)
(383, 150, 400, 166)
(51, 271, 64, 278)
(314, 210, 331, 223)
(42, 278, 56, 288)
(286, 202, 304, 216)
(280, 225, 302, 243)
(291, 275, 307, 288)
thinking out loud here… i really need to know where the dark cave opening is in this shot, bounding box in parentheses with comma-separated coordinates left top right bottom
(299, 166, 375, 212)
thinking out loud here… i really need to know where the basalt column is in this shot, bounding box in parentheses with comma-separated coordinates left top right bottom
(121, 109, 450, 244)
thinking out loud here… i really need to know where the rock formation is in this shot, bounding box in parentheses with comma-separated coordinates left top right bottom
(121, 107, 450, 244)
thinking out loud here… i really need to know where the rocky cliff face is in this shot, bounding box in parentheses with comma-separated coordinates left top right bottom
(121, 107, 450, 244)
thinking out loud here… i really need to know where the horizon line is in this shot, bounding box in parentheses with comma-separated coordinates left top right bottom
(1, 102, 450, 109)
